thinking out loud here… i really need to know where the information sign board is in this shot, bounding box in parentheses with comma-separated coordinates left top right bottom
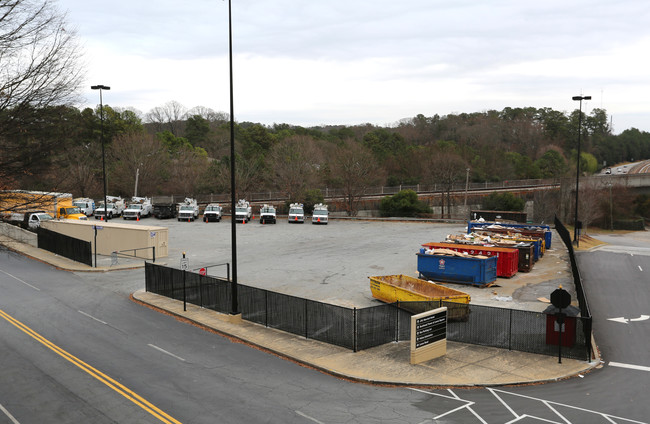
(410, 307, 448, 364)
(414, 310, 447, 348)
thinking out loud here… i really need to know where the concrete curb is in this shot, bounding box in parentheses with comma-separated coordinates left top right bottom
(131, 290, 597, 388)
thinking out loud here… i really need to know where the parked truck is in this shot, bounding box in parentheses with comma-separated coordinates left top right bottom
(178, 198, 199, 221)
(259, 204, 276, 224)
(73, 198, 95, 216)
(123, 197, 153, 220)
(0, 190, 87, 221)
(235, 199, 252, 223)
(94, 196, 125, 220)
(152, 196, 177, 219)
(9, 211, 54, 229)
(57, 206, 88, 220)
(311, 203, 329, 225)
(288, 203, 305, 223)
(203, 203, 223, 222)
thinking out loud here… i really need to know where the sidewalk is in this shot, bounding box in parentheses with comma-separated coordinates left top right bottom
(132, 290, 598, 387)
(1, 233, 599, 387)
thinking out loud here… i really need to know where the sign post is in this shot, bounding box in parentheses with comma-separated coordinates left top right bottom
(410, 307, 447, 364)
(550, 286, 571, 364)
(93, 225, 103, 268)
(180, 252, 189, 312)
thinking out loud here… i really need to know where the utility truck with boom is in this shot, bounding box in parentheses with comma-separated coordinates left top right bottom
(235, 199, 252, 223)
(94, 196, 125, 220)
(178, 198, 199, 221)
(259, 204, 276, 224)
(203, 203, 223, 222)
(123, 197, 153, 220)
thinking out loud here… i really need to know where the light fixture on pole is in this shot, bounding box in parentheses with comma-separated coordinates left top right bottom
(91, 85, 110, 222)
(572, 95, 591, 247)
(227, 0, 240, 317)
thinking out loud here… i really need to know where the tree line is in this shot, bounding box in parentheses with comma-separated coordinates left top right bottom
(4, 100, 650, 210)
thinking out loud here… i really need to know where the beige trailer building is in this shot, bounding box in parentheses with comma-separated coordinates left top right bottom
(41, 219, 168, 260)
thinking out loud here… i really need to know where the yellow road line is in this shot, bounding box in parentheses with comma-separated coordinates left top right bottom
(0, 309, 182, 424)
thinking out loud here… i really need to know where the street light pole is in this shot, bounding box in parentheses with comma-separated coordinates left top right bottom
(464, 167, 470, 206)
(227, 0, 239, 317)
(608, 181, 613, 231)
(572, 95, 591, 247)
(91, 85, 110, 221)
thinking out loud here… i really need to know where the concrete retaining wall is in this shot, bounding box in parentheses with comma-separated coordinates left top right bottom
(0, 222, 37, 247)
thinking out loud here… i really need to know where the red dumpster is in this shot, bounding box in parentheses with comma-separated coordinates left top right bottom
(422, 242, 519, 278)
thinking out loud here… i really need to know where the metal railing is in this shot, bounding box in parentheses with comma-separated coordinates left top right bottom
(145, 263, 592, 360)
(37, 227, 92, 266)
(111, 246, 156, 265)
(554, 215, 592, 359)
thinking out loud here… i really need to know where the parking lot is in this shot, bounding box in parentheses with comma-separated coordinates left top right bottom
(124, 215, 573, 311)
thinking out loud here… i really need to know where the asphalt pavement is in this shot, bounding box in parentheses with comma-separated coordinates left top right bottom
(0, 219, 599, 388)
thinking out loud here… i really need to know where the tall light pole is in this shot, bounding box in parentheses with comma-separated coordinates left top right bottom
(227, 0, 239, 317)
(572, 95, 590, 247)
(91, 85, 110, 221)
(608, 181, 613, 231)
(464, 167, 470, 206)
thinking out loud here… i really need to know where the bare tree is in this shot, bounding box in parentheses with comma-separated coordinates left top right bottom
(268, 135, 321, 201)
(108, 132, 168, 197)
(0, 0, 85, 191)
(425, 151, 467, 218)
(61, 142, 102, 198)
(329, 141, 381, 216)
(145, 101, 187, 135)
(186, 105, 228, 124)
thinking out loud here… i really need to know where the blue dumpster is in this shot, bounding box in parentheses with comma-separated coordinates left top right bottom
(468, 221, 553, 249)
(417, 251, 497, 286)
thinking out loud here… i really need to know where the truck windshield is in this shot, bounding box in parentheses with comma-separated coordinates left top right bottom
(314, 210, 327, 216)
(180, 206, 193, 210)
(235, 207, 247, 213)
(290, 208, 303, 214)
(66, 207, 82, 214)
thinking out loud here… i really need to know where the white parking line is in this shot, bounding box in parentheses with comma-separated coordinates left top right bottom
(78, 310, 108, 325)
(505, 415, 561, 424)
(639, 266, 643, 272)
(148, 344, 185, 362)
(609, 361, 650, 372)
(295, 410, 325, 424)
(0, 403, 21, 424)
(489, 388, 647, 423)
(0, 268, 40, 291)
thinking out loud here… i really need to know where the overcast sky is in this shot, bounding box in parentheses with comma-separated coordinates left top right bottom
(58, 0, 650, 133)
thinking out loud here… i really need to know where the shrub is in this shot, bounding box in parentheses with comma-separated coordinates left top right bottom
(379, 190, 431, 217)
(482, 192, 525, 211)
